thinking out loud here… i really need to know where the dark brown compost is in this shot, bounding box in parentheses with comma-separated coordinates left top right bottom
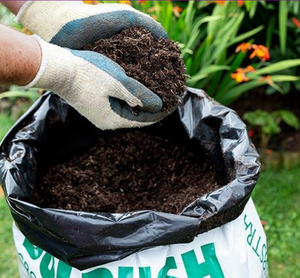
(31, 130, 218, 214)
(84, 27, 186, 112)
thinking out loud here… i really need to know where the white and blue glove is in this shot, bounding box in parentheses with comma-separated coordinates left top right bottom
(26, 36, 166, 130)
(16, 1, 167, 48)
(17, 1, 170, 130)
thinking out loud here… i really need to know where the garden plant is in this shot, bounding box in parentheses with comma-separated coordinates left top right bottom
(1, 1, 300, 278)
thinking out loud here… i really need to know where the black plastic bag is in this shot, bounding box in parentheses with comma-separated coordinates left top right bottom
(0, 88, 260, 270)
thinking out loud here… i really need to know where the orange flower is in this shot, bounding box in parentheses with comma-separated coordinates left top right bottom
(250, 44, 270, 61)
(231, 66, 256, 83)
(211, 1, 226, 5)
(235, 42, 252, 53)
(292, 17, 300, 28)
(138, 0, 146, 3)
(82, 0, 99, 4)
(118, 1, 132, 5)
(231, 70, 249, 83)
(21, 26, 33, 35)
(259, 75, 274, 86)
(173, 6, 183, 17)
(237, 0, 244, 6)
(245, 65, 255, 72)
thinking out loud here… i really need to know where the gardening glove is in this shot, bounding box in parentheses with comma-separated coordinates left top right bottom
(26, 36, 168, 130)
(16, 1, 167, 49)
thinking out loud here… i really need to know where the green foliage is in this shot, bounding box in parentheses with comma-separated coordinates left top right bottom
(129, 1, 300, 105)
(0, 4, 15, 25)
(246, 0, 300, 94)
(279, 1, 287, 55)
(0, 3, 22, 29)
(0, 114, 14, 141)
(0, 87, 39, 134)
(0, 87, 40, 122)
(0, 197, 18, 278)
(243, 109, 299, 148)
(252, 166, 300, 278)
(0, 86, 40, 102)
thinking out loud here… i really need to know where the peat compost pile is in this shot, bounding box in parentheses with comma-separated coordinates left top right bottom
(31, 131, 219, 214)
(84, 27, 186, 112)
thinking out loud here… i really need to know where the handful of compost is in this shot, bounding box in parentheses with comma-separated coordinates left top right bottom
(17, 2, 185, 129)
(84, 27, 186, 114)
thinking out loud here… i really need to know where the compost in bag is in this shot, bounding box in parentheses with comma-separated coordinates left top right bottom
(0, 89, 260, 270)
(31, 126, 220, 214)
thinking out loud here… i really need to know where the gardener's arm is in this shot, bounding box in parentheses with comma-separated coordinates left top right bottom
(0, 1, 170, 130)
(0, 24, 166, 130)
(0, 24, 41, 86)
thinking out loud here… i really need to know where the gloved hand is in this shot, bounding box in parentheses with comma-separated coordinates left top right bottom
(17, 1, 171, 129)
(27, 36, 166, 130)
(16, 1, 167, 48)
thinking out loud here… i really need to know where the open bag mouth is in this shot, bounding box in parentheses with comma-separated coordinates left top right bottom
(0, 88, 260, 270)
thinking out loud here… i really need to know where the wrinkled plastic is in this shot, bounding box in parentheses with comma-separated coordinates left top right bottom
(14, 198, 269, 278)
(0, 88, 260, 270)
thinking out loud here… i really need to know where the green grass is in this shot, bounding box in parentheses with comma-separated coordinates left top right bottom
(0, 197, 18, 277)
(0, 114, 18, 277)
(0, 114, 14, 142)
(252, 167, 300, 278)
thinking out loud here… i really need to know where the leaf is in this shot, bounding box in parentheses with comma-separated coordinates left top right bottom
(262, 117, 281, 135)
(279, 1, 288, 55)
(244, 1, 253, 11)
(209, 12, 245, 65)
(217, 50, 249, 94)
(243, 109, 281, 135)
(188, 65, 230, 84)
(207, 4, 225, 37)
(249, 1, 258, 18)
(181, 15, 222, 60)
(217, 80, 267, 105)
(266, 16, 276, 48)
(277, 110, 300, 130)
(0, 90, 39, 101)
(270, 75, 300, 82)
(268, 82, 285, 95)
(249, 60, 300, 76)
(227, 25, 264, 47)
(243, 110, 270, 127)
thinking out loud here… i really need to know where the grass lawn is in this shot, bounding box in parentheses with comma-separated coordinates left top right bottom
(0, 111, 299, 277)
(252, 167, 300, 278)
(0, 198, 18, 277)
(0, 114, 18, 277)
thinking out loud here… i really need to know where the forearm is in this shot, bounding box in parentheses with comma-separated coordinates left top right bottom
(1, 1, 25, 14)
(0, 24, 41, 86)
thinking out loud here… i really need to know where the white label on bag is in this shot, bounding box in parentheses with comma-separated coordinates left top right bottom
(13, 198, 268, 278)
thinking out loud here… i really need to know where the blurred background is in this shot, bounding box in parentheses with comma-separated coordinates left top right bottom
(1, 1, 300, 277)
